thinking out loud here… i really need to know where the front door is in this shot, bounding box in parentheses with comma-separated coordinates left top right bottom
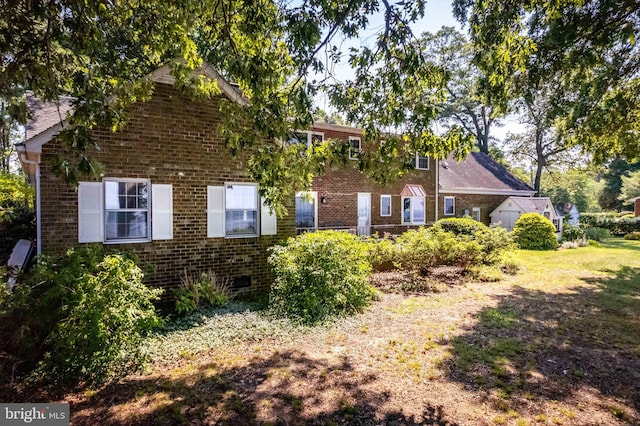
(357, 193, 371, 236)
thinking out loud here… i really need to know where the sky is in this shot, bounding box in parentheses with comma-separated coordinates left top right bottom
(313, 1, 523, 142)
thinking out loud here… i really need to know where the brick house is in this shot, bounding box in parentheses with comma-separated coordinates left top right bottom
(438, 152, 535, 224)
(17, 64, 294, 296)
(296, 124, 534, 234)
(295, 123, 437, 236)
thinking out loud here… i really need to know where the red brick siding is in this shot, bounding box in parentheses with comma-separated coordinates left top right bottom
(635, 199, 640, 217)
(437, 193, 511, 224)
(310, 127, 437, 235)
(39, 84, 295, 297)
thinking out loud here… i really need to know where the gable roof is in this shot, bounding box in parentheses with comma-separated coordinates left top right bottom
(509, 196, 552, 214)
(25, 94, 74, 140)
(439, 152, 534, 195)
(20, 62, 243, 152)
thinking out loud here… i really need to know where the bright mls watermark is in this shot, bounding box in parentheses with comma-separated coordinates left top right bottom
(1, 404, 69, 425)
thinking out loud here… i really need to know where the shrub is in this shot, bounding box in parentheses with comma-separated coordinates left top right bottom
(624, 231, 640, 240)
(0, 172, 35, 263)
(562, 224, 585, 242)
(580, 213, 640, 236)
(395, 227, 486, 271)
(268, 230, 376, 324)
(175, 270, 231, 314)
(363, 235, 398, 271)
(0, 247, 162, 386)
(473, 224, 514, 265)
(395, 227, 441, 271)
(585, 226, 611, 242)
(435, 217, 487, 236)
(511, 213, 558, 250)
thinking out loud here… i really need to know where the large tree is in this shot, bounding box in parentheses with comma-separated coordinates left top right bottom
(619, 170, 640, 206)
(453, 0, 640, 163)
(540, 168, 602, 213)
(420, 26, 503, 154)
(1, 0, 472, 214)
(503, 72, 587, 195)
(599, 158, 640, 211)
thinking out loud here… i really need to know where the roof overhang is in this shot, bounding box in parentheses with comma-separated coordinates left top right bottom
(439, 188, 536, 196)
(311, 122, 363, 134)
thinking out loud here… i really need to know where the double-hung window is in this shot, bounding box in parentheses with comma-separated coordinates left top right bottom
(380, 195, 392, 217)
(225, 184, 258, 237)
(288, 131, 324, 152)
(349, 137, 361, 160)
(415, 154, 429, 170)
(444, 196, 455, 216)
(207, 183, 277, 238)
(104, 179, 151, 241)
(78, 179, 173, 244)
(472, 207, 481, 222)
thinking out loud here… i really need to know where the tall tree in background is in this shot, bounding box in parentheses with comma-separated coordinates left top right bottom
(503, 74, 584, 195)
(1, 0, 472, 214)
(541, 168, 602, 213)
(0, 91, 25, 172)
(619, 170, 640, 206)
(599, 158, 640, 211)
(420, 27, 502, 154)
(453, 0, 640, 163)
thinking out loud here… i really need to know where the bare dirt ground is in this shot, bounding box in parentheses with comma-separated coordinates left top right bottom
(4, 244, 640, 425)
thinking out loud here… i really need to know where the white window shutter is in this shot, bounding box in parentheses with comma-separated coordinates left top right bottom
(78, 182, 104, 243)
(152, 184, 173, 240)
(260, 197, 277, 236)
(207, 186, 225, 237)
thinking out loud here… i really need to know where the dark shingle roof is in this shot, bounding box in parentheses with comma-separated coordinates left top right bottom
(439, 152, 534, 193)
(24, 94, 74, 140)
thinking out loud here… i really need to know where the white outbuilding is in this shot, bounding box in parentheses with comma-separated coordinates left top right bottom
(490, 196, 563, 238)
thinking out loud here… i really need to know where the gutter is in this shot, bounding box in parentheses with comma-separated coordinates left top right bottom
(18, 151, 42, 256)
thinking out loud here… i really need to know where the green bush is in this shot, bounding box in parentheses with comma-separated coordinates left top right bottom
(473, 224, 514, 264)
(363, 235, 398, 271)
(562, 224, 585, 242)
(624, 231, 640, 240)
(395, 227, 485, 271)
(175, 270, 231, 314)
(0, 247, 162, 386)
(584, 226, 611, 242)
(511, 213, 558, 250)
(580, 213, 640, 236)
(435, 217, 487, 236)
(0, 172, 35, 263)
(268, 230, 376, 324)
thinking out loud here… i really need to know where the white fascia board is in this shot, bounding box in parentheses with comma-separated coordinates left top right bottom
(439, 188, 536, 196)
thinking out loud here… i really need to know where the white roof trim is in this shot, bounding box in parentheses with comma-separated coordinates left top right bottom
(439, 188, 536, 196)
(312, 122, 362, 134)
(149, 63, 247, 105)
(23, 61, 245, 153)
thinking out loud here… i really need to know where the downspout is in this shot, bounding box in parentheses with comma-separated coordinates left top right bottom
(434, 159, 439, 222)
(19, 153, 41, 256)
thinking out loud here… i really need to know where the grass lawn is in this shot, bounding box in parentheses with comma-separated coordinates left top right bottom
(17, 239, 640, 425)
